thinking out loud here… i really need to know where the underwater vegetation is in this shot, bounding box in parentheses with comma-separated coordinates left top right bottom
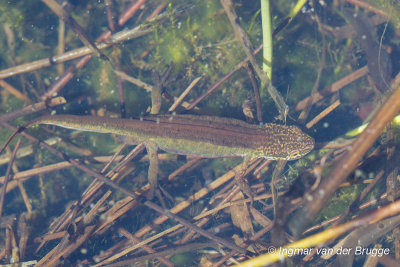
(0, 0, 400, 266)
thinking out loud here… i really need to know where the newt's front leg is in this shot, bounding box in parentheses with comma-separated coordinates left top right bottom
(146, 69, 164, 199)
(116, 137, 159, 199)
(146, 142, 159, 199)
(236, 156, 254, 203)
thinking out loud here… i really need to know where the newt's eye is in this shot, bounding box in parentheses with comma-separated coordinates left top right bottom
(289, 150, 301, 160)
(285, 142, 305, 160)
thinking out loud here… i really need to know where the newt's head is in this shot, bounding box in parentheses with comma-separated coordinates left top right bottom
(282, 125, 315, 160)
(255, 124, 314, 160)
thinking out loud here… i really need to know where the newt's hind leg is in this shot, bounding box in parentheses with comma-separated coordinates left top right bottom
(146, 142, 159, 199)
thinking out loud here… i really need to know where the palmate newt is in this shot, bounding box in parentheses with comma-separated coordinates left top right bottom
(3, 114, 314, 198)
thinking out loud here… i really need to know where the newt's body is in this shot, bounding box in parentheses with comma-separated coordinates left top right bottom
(30, 114, 314, 159)
(13, 114, 315, 198)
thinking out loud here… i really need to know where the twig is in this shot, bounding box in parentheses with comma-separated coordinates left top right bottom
(115, 70, 197, 110)
(117, 228, 174, 267)
(168, 76, 201, 112)
(0, 155, 125, 185)
(0, 27, 151, 81)
(244, 63, 263, 122)
(0, 80, 31, 103)
(42, 0, 109, 60)
(56, 13, 65, 75)
(346, 0, 390, 18)
(0, 96, 66, 124)
(305, 99, 340, 129)
(104, 241, 216, 267)
(295, 66, 368, 111)
(0, 138, 21, 217)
